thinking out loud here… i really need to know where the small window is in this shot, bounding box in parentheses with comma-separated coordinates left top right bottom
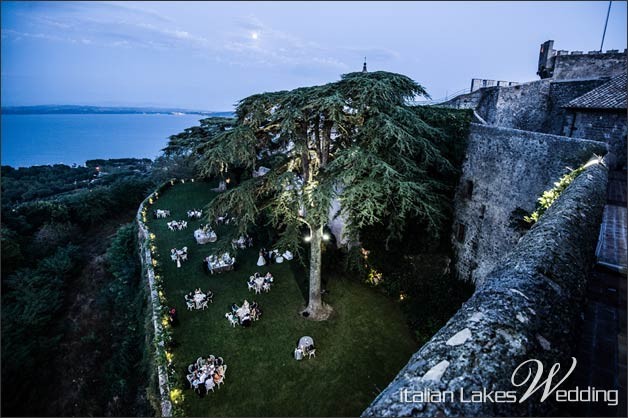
(456, 223, 466, 243)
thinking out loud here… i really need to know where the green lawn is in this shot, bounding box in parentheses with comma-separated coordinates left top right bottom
(146, 180, 418, 416)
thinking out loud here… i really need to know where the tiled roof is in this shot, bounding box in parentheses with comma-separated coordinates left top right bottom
(564, 73, 627, 110)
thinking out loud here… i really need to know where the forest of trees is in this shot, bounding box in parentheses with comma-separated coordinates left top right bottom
(1, 160, 158, 416)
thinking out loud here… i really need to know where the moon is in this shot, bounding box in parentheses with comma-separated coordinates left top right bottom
(251, 32, 259, 40)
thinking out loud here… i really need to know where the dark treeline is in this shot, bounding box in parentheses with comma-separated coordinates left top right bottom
(1, 159, 161, 416)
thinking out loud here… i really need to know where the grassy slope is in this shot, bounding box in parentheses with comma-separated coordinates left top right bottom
(146, 181, 418, 416)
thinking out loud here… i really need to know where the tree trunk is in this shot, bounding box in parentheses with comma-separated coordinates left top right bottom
(303, 225, 332, 320)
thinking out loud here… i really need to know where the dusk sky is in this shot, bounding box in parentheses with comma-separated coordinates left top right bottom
(2, 1, 626, 111)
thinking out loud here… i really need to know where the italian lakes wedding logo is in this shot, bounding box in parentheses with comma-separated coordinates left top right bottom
(399, 358, 619, 407)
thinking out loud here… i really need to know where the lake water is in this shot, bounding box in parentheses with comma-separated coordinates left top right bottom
(1, 113, 205, 167)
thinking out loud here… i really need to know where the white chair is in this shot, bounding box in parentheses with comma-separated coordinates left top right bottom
(205, 379, 215, 392)
(308, 349, 316, 359)
(215, 374, 225, 388)
(247, 282, 256, 292)
(186, 301, 195, 311)
(188, 364, 195, 373)
(192, 379, 200, 390)
(225, 313, 238, 327)
(263, 283, 271, 293)
(201, 300, 208, 310)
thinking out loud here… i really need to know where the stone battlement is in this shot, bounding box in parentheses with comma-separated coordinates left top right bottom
(363, 157, 608, 417)
(538, 40, 627, 80)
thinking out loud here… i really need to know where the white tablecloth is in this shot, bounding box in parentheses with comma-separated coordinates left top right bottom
(195, 229, 217, 244)
(194, 293, 206, 308)
(298, 336, 314, 349)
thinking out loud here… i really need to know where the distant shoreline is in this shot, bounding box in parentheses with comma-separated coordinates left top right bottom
(1, 105, 234, 117)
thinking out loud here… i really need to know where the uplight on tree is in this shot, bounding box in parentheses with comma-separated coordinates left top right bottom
(168, 71, 453, 320)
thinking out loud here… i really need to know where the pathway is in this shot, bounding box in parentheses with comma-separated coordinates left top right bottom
(568, 169, 627, 417)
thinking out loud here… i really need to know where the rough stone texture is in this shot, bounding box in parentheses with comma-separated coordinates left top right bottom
(550, 52, 627, 81)
(452, 124, 607, 284)
(137, 187, 173, 417)
(441, 80, 552, 132)
(487, 80, 551, 132)
(545, 79, 608, 134)
(562, 110, 627, 147)
(362, 158, 608, 417)
(441, 78, 618, 136)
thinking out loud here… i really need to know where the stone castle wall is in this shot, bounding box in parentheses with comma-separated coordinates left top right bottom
(363, 156, 608, 417)
(563, 110, 628, 144)
(136, 181, 180, 417)
(551, 51, 627, 81)
(441, 78, 615, 136)
(441, 81, 551, 132)
(451, 124, 607, 284)
(545, 79, 608, 134)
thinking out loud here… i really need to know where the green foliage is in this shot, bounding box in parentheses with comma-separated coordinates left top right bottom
(1, 164, 94, 205)
(190, 71, 464, 256)
(524, 165, 587, 224)
(1, 227, 23, 276)
(1, 164, 155, 416)
(161, 117, 237, 179)
(1, 245, 81, 415)
(163, 117, 236, 157)
(337, 106, 474, 339)
(100, 223, 152, 416)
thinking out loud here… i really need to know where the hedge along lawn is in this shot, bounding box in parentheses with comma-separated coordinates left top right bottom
(145, 180, 418, 416)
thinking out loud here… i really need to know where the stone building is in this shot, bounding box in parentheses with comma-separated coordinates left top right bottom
(442, 41, 627, 142)
(537, 39, 627, 80)
(440, 40, 626, 283)
(562, 73, 627, 168)
(363, 39, 626, 417)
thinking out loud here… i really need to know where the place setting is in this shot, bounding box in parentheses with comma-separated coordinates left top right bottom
(293, 336, 316, 360)
(194, 224, 217, 244)
(225, 299, 262, 327)
(186, 355, 227, 396)
(167, 220, 188, 231)
(187, 209, 203, 219)
(154, 209, 171, 219)
(203, 252, 235, 274)
(247, 272, 274, 294)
